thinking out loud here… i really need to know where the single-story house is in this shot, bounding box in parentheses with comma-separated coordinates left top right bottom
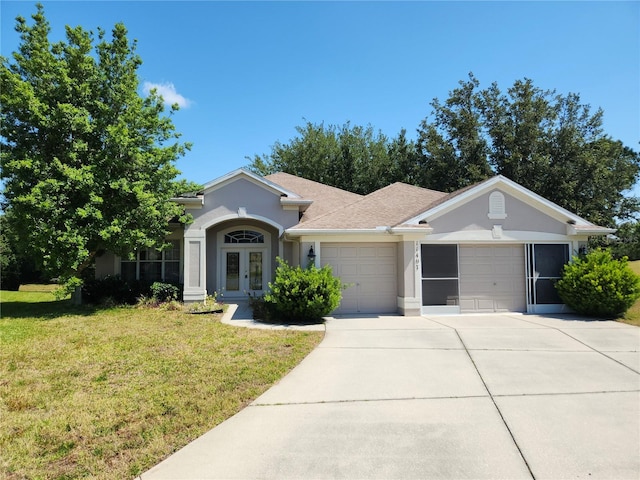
(95, 168, 613, 315)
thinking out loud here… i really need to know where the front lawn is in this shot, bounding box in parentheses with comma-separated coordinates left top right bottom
(620, 260, 640, 326)
(0, 288, 323, 479)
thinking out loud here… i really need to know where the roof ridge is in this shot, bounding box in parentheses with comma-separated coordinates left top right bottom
(265, 172, 363, 199)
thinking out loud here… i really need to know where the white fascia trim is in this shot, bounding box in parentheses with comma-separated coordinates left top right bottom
(404, 175, 601, 229)
(567, 225, 616, 236)
(200, 168, 301, 198)
(280, 198, 314, 211)
(171, 196, 204, 208)
(286, 228, 397, 236)
(389, 227, 434, 235)
(425, 229, 576, 243)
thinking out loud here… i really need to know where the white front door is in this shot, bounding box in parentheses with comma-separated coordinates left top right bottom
(222, 249, 266, 296)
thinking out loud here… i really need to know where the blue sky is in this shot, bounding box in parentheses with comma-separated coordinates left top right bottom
(2, 1, 639, 197)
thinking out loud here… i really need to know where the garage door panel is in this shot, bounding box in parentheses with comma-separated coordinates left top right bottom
(360, 263, 395, 276)
(339, 264, 358, 276)
(340, 247, 358, 257)
(359, 247, 378, 257)
(322, 247, 339, 259)
(322, 243, 397, 314)
(377, 246, 396, 257)
(459, 245, 525, 313)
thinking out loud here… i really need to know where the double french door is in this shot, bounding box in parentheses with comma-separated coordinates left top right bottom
(222, 249, 266, 296)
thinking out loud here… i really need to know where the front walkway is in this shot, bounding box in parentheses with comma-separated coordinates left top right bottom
(141, 313, 640, 479)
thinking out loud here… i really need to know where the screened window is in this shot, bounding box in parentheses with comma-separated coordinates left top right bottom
(421, 245, 459, 306)
(224, 230, 264, 244)
(526, 244, 569, 305)
(121, 240, 181, 284)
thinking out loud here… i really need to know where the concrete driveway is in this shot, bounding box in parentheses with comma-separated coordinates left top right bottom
(141, 314, 640, 479)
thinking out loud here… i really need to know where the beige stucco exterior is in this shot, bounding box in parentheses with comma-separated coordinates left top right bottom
(96, 170, 612, 315)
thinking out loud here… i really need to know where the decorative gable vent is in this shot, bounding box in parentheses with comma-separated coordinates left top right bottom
(488, 191, 507, 219)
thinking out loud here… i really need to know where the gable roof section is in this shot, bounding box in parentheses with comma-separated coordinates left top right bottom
(289, 182, 447, 231)
(265, 172, 363, 221)
(405, 175, 614, 234)
(201, 168, 300, 197)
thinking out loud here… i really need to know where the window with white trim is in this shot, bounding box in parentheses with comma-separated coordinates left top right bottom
(121, 240, 181, 284)
(224, 230, 264, 244)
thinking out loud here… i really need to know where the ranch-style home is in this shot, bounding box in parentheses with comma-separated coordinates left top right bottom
(95, 168, 613, 315)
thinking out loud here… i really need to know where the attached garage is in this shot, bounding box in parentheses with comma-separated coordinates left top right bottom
(322, 243, 397, 314)
(459, 245, 526, 312)
(421, 244, 527, 314)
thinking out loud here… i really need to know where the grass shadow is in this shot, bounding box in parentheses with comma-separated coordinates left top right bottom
(0, 300, 98, 320)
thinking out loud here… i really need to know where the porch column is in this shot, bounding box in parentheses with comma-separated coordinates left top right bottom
(183, 229, 206, 302)
(398, 240, 421, 316)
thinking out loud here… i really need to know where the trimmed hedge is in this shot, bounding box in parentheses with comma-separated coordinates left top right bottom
(555, 249, 640, 318)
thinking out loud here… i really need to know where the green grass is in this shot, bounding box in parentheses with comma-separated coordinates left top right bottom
(619, 260, 640, 326)
(0, 288, 324, 479)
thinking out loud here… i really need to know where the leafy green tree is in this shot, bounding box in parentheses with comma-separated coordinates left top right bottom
(416, 74, 639, 224)
(610, 221, 640, 261)
(386, 129, 420, 185)
(416, 74, 493, 192)
(248, 121, 399, 195)
(0, 215, 21, 290)
(480, 80, 639, 225)
(1, 4, 195, 290)
(251, 75, 637, 225)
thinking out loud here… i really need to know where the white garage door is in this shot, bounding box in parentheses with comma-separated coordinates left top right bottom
(322, 243, 397, 314)
(459, 245, 526, 312)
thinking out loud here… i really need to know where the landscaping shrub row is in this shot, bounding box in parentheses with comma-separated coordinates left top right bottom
(81, 276, 182, 305)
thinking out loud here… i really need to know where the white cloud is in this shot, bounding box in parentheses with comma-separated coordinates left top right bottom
(143, 81, 192, 108)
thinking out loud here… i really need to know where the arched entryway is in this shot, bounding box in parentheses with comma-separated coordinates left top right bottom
(204, 219, 280, 299)
(218, 226, 269, 296)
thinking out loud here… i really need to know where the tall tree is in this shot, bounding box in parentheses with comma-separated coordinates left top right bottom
(416, 74, 493, 192)
(0, 4, 194, 290)
(386, 129, 419, 185)
(248, 121, 393, 195)
(480, 80, 639, 225)
(417, 74, 639, 224)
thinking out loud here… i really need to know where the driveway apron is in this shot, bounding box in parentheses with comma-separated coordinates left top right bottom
(141, 314, 640, 480)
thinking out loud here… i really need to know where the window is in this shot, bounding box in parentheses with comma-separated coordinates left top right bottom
(121, 240, 181, 284)
(421, 245, 459, 306)
(224, 230, 264, 244)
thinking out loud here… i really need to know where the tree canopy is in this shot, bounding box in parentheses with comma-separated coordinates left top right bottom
(249, 74, 639, 227)
(250, 121, 403, 195)
(0, 4, 195, 288)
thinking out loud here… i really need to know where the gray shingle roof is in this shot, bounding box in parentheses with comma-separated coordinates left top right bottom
(265, 172, 363, 222)
(287, 182, 447, 230)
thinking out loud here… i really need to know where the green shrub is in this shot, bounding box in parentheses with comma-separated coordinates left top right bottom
(264, 258, 343, 323)
(82, 276, 141, 305)
(247, 292, 271, 321)
(81, 276, 160, 305)
(150, 282, 180, 303)
(556, 249, 640, 318)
